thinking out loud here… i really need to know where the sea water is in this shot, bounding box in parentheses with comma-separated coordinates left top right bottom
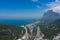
(0, 18, 36, 26)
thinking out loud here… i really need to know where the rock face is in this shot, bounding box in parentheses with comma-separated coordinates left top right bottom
(40, 10, 60, 23)
(22, 27, 30, 40)
(18, 24, 45, 40)
(43, 10, 60, 17)
(53, 34, 60, 40)
(34, 26, 44, 40)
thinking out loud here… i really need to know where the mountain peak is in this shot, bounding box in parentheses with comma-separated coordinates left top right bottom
(40, 10, 60, 23)
(47, 10, 53, 12)
(43, 10, 60, 17)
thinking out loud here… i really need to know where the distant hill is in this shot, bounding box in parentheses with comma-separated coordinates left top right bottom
(52, 19, 60, 25)
(40, 10, 60, 24)
(36, 18, 60, 40)
(35, 10, 60, 40)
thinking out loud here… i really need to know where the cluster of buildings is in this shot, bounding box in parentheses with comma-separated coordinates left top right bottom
(17, 24, 60, 40)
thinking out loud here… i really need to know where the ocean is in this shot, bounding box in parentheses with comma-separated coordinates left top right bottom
(0, 19, 36, 26)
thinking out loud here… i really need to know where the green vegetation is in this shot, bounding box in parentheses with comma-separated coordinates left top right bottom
(0, 24, 25, 40)
(0, 19, 60, 40)
(36, 19, 60, 40)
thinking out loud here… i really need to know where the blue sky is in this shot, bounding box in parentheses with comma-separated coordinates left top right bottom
(0, 0, 60, 19)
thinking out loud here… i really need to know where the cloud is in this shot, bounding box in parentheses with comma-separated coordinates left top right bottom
(53, 6, 60, 13)
(32, 0, 60, 13)
(56, 0, 60, 3)
(32, 0, 38, 2)
(36, 5, 41, 8)
(46, 0, 60, 13)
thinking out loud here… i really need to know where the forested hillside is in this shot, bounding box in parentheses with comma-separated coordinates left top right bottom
(0, 24, 25, 40)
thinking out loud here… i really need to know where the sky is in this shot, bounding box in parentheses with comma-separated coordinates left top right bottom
(0, 0, 60, 19)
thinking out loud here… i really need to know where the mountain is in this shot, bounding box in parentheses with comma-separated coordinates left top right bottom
(35, 17, 60, 39)
(40, 10, 60, 23)
(51, 19, 60, 27)
(0, 10, 60, 40)
(43, 10, 60, 17)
